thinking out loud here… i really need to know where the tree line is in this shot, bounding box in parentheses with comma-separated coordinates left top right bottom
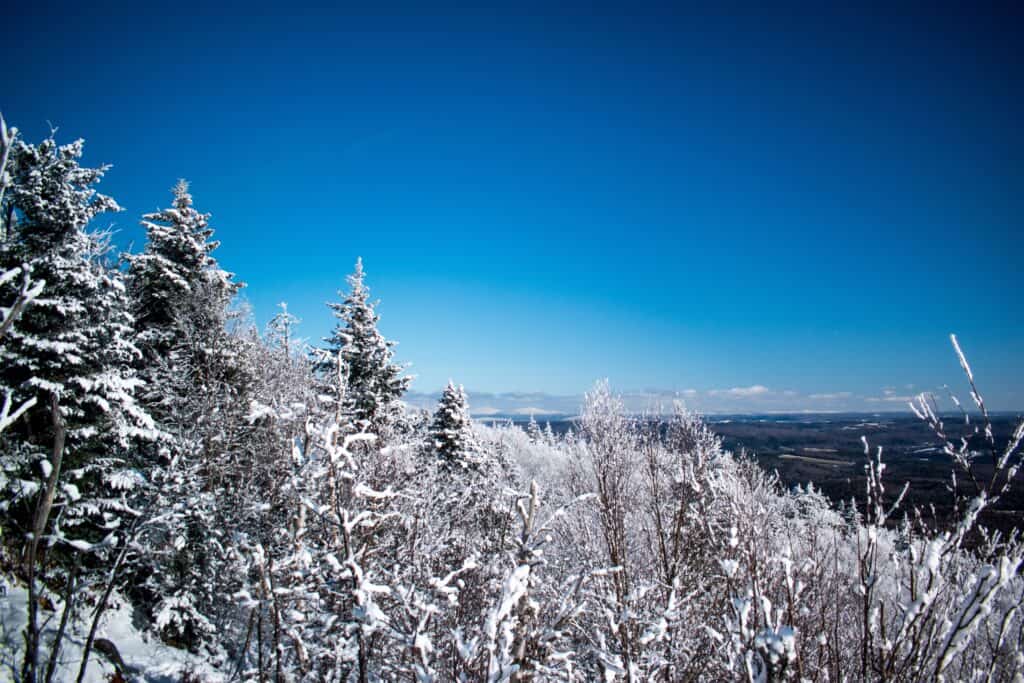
(1, 116, 1023, 682)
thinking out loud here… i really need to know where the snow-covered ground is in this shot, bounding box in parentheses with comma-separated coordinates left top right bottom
(0, 584, 222, 682)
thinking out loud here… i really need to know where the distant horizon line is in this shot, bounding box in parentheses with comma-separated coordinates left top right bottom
(466, 409, 1023, 420)
(400, 387, 1023, 418)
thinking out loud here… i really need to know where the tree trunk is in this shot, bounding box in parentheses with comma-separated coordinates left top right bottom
(21, 395, 66, 683)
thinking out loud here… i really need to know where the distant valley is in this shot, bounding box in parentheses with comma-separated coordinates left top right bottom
(497, 412, 1024, 533)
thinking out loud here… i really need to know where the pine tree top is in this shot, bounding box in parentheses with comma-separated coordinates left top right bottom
(349, 256, 366, 294)
(172, 178, 193, 209)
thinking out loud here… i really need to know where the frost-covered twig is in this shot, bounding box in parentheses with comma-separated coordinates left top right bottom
(850, 336, 1024, 680)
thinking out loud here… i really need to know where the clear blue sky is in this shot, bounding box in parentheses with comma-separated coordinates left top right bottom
(4, 1, 1022, 412)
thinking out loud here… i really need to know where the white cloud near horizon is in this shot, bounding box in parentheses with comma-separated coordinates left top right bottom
(808, 392, 854, 400)
(708, 385, 771, 398)
(403, 384, 934, 416)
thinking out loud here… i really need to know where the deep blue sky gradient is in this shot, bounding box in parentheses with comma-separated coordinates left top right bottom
(4, 1, 1022, 411)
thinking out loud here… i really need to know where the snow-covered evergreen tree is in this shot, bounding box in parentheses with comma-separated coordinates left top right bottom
(122, 181, 251, 655)
(0, 132, 153, 511)
(0, 116, 43, 435)
(0, 129, 155, 682)
(429, 380, 481, 469)
(126, 179, 240, 363)
(417, 381, 521, 671)
(525, 412, 542, 443)
(543, 420, 557, 447)
(0, 134, 151, 453)
(265, 301, 300, 358)
(124, 178, 244, 468)
(316, 258, 409, 432)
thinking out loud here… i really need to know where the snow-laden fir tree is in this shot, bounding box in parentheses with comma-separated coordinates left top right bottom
(124, 179, 245, 455)
(0, 131, 153, 477)
(429, 380, 480, 469)
(126, 179, 240, 363)
(0, 130, 155, 682)
(123, 181, 250, 655)
(427, 381, 518, 491)
(316, 258, 409, 431)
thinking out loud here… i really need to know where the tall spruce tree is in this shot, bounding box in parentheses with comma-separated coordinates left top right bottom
(316, 258, 409, 430)
(124, 179, 246, 458)
(0, 131, 154, 681)
(127, 179, 240, 363)
(0, 132, 152, 460)
(124, 181, 249, 654)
